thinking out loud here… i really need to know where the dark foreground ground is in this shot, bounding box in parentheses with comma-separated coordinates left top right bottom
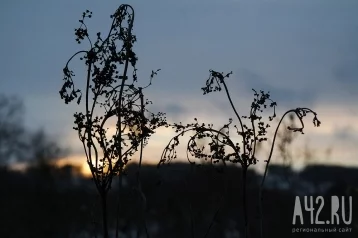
(1, 162, 357, 238)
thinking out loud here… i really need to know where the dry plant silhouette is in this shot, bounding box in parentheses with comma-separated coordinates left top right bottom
(60, 4, 166, 238)
(158, 70, 321, 238)
(59, 3, 323, 238)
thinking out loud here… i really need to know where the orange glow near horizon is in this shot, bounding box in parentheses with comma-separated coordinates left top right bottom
(54, 156, 93, 177)
(55, 104, 358, 177)
(55, 155, 154, 178)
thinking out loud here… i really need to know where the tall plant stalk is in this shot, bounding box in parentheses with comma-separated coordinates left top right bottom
(60, 4, 166, 238)
(159, 70, 321, 238)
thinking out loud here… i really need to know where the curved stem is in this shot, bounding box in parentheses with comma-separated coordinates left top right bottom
(260, 109, 296, 188)
(160, 126, 241, 166)
(137, 89, 150, 238)
(258, 109, 295, 238)
(114, 6, 135, 237)
(250, 118, 257, 159)
(65, 50, 88, 68)
(221, 81, 246, 155)
(115, 3, 135, 174)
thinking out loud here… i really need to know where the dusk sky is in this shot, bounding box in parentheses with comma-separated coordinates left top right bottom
(1, 0, 357, 172)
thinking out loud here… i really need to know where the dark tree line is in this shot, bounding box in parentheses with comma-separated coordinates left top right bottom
(0, 94, 68, 167)
(1, 161, 358, 238)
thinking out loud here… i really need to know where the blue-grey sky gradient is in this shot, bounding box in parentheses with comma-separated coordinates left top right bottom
(1, 0, 357, 169)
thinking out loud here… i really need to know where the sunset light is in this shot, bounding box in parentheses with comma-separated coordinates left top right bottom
(2, 0, 358, 237)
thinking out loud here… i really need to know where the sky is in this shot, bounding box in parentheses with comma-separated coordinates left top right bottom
(1, 0, 357, 172)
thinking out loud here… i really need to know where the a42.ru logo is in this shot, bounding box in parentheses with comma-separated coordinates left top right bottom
(292, 196, 352, 225)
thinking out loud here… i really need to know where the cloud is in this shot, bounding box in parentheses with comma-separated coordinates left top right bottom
(235, 68, 317, 106)
(149, 103, 187, 120)
(165, 103, 186, 115)
(333, 126, 357, 142)
(332, 60, 358, 97)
